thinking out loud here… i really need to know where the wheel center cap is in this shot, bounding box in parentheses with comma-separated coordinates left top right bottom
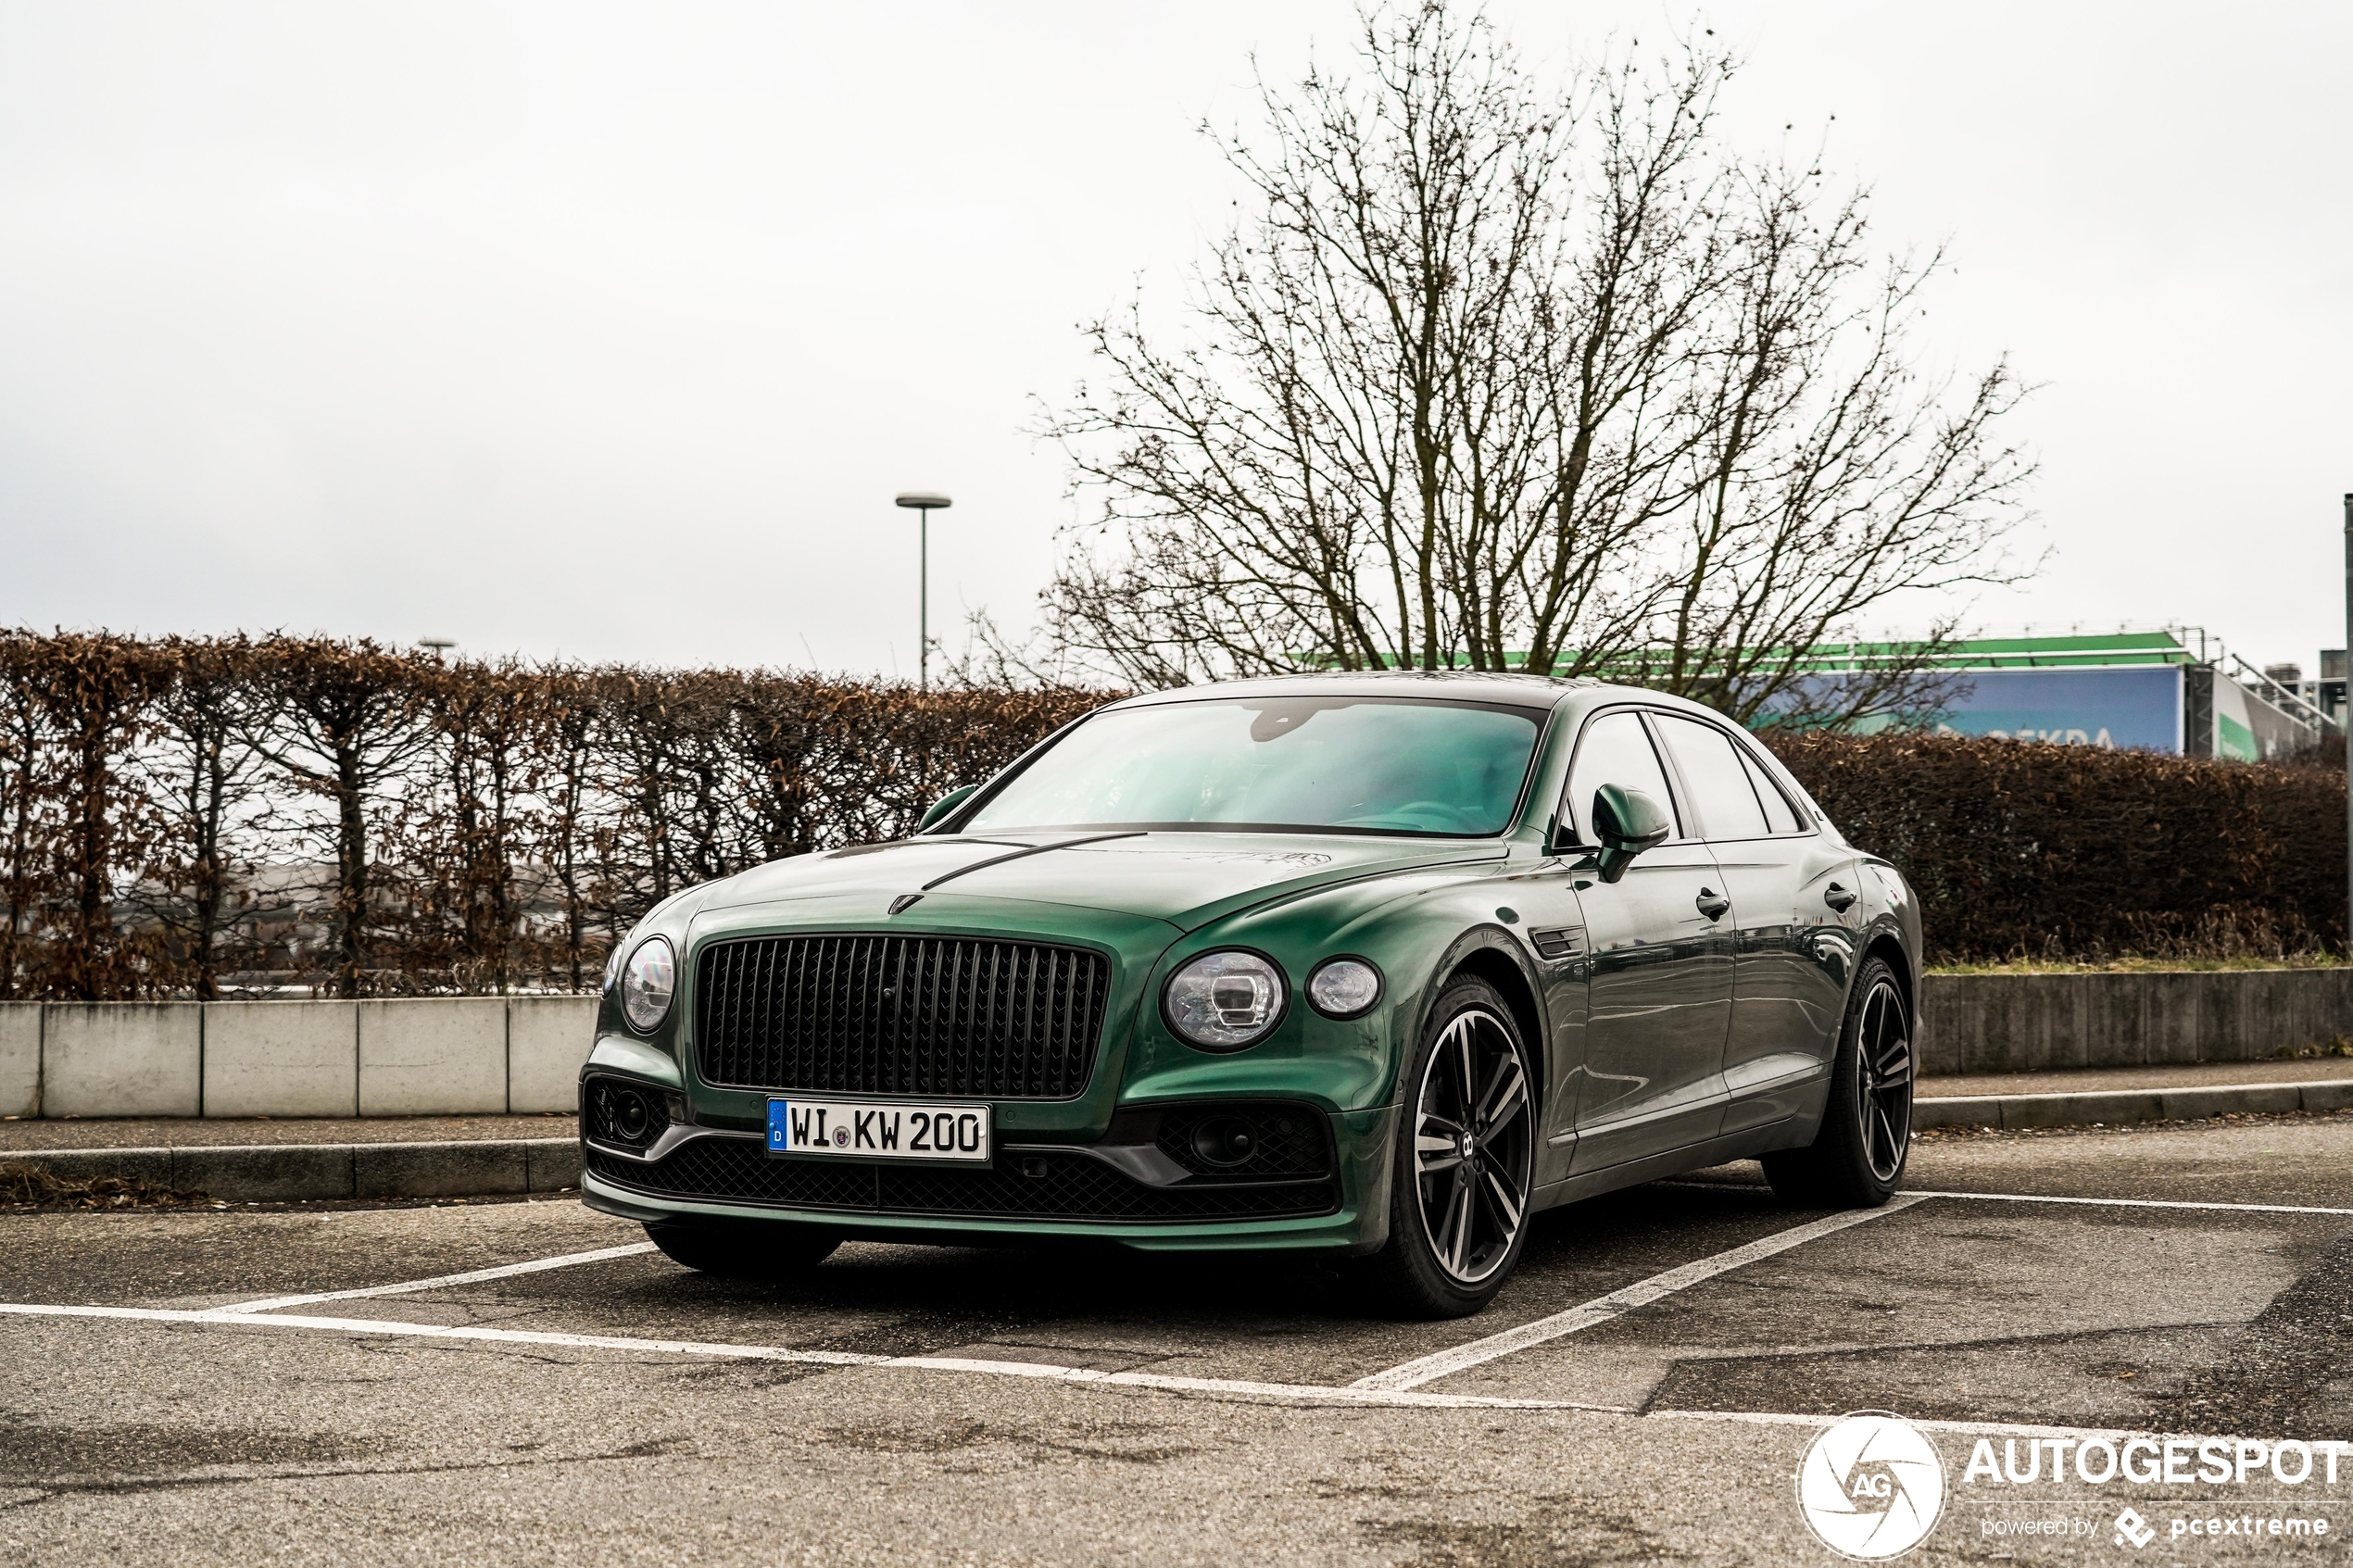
(1457, 1132, 1476, 1159)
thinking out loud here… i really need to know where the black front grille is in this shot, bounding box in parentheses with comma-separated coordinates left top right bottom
(586, 1140, 1338, 1223)
(696, 935, 1110, 1099)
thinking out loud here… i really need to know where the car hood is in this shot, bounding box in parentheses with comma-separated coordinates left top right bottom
(693, 831, 1507, 932)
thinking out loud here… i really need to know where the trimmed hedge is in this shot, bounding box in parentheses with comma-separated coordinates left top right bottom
(0, 632, 1101, 999)
(2, 626, 2340, 994)
(1766, 731, 2347, 963)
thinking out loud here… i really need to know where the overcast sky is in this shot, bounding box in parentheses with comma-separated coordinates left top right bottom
(2, 2, 2347, 680)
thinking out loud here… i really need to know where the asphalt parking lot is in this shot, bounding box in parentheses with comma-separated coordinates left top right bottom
(6, 1118, 2352, 1566)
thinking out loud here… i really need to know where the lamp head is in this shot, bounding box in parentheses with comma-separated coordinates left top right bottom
(895, 492, 951, 510)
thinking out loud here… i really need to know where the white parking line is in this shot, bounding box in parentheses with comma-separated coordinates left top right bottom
(1362, 1182, 2353, 1397)
(1667, 1180, 2353, 1217)
(0, 1301, 1615, 1412)
(1351, 1195, 1931, 1393)
(185, 1189, 2353, 1322)
(17, 1288, 2334, 1439)
(37, 1181, 2346, 1418)
(210, 1242, 661, 1315)
(1906, 1188, 2353, 1217)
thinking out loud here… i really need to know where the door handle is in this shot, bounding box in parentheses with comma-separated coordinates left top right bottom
(1823, 882, 1857, 912)
(1695, 887, 1730, 921)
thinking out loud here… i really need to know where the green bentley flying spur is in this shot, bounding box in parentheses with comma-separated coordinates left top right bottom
(577, 673, 1921, 1317)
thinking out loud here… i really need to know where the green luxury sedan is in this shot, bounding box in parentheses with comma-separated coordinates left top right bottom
(577, 673, 1921, 1317)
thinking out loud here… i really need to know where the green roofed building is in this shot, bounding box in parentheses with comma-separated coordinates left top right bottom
(1785, 630, 2331, 759)
(1315, 630, 2331, 758)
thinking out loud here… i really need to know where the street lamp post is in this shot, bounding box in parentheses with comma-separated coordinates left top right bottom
(2343, 493, 2351, 953)
(895, 492, 951, 688)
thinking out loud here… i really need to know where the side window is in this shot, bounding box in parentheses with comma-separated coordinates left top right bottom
(1564, 710, 1680, 841)
(1740, 746, 1806, 834)
(1651, 713, 1770, 841)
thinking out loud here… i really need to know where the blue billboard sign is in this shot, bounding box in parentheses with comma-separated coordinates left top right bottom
(1924, 666, 2183, 750)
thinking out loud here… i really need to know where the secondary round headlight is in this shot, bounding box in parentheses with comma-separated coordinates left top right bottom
(1164, 950, 1286, 1049)
(620, 936, 676, 1033)
(1307, 958, 1383, 1018)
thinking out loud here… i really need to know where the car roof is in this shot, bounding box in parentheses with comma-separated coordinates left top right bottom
(1103, 671, 1595, 712)
(1100, 671, 1753, 725)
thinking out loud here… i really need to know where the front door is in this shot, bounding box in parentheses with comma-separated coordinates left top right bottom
(1556, 709, 1733, 1174)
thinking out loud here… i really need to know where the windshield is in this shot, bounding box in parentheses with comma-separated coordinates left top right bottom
(962, 696, 1546, 837)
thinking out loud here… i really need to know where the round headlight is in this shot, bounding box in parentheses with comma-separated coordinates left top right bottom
(1164, 950, 1286, 1049)
(620, 937, 676, 1033)
(1307, 958, 1383, 1018)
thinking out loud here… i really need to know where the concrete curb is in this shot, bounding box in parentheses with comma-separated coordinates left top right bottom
(0, 1138, 580, 1201)
(12, 1078, 2353, 1196)
(1915, 1078, 2353, 1132)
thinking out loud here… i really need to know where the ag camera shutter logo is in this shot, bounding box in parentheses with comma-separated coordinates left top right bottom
(1796, 1411, 1947, 1560)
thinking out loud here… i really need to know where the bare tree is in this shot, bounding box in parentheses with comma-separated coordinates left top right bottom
(128, 635, 269, 998)
(0, 633, 51, 998)
(244, 637, 434, 997)
(726, 674, 834, 865)
(28, 634, 165, 999)
(391, 657, 549, 994)
(587, 667, 734, 930)
(536, 669, 605, 992)
(1626, 163, 2031, 725)
(1037, 1, 2032, 721)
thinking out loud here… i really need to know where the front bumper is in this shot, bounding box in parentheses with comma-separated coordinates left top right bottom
(580, 1103, 1396, 1255)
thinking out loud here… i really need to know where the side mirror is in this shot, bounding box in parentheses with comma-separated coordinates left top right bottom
(1591, 784, 1672, 884)
(916, 784, 977, 834)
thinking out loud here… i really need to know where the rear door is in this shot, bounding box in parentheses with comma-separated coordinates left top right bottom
(1648, 712, 1854, 1134)
(1561, 709, 1734, 1174)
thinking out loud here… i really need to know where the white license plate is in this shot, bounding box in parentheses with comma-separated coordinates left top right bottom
(766, 1098, 992, 1163)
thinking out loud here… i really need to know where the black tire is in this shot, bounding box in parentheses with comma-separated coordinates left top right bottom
(1358, 976, 1539, 1319)
(645, 1217, 842, 1279)
(1762, 956, 1914, 1208)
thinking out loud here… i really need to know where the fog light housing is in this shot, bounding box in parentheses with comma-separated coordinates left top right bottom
(586, 1078, 666, 1150)
(1190, 1116, 1258, 1168)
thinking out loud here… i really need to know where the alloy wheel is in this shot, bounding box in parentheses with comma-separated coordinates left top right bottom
(1857, 977, 1914, 1183)
(1411, 1007, 1535, 1285)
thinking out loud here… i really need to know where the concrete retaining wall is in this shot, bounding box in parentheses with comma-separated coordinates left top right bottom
(359, 998, 508, 1115)
(204, 1001, 358, 1118)
(1, 1004, 42, 1119)
(1914, 970, 2353, 1077)
(3, 969, 2347, 1118)
(42, 1004, 203, 1118)
(4, 997, 598, 1120)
